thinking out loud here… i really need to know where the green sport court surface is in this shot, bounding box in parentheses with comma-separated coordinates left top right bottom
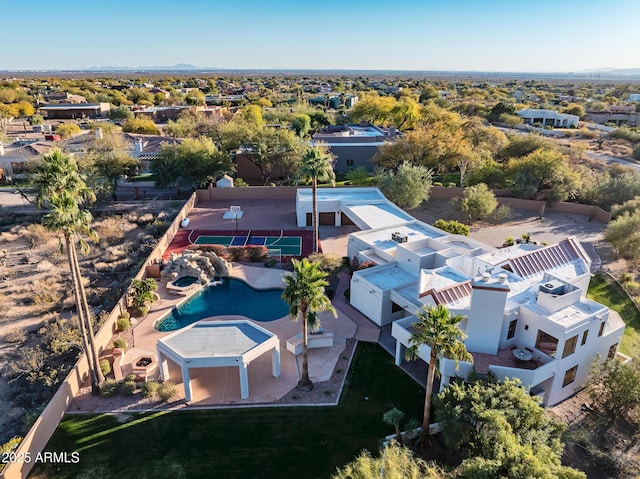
(194, 234, 302, 256)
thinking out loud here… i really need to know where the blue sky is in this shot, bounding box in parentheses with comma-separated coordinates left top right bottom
(1, 0, 638, 72)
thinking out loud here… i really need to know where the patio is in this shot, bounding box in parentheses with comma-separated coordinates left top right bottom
(127, 264, 360, 406)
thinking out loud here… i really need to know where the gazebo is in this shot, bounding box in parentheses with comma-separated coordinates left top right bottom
(157, 320, 281, 401)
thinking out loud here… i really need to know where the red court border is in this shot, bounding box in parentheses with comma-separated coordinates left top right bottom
(163, 229, 315, 260)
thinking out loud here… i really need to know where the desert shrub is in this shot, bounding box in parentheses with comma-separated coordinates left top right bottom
(433, 181, 443, 186)
(246, 245, 267, 262)
(121, 380, 137, 396)
(625, 281, 640, 295)
(99, 359, 111, 377)
(125, 373, 136, 382)
(94, 217, 127, 244)
(234, 177, 248, 187)
(264, 258, 277, 268)
(116, 316, 131, 332)
(634, 144, 640, 162)
(308, 252, 343, 274)
(129, 278, 157, 308)
(142, 380, 159, 398)
(491, 204, 512, 224)
(0, 436, 23, 472)
(227, 246, 246, 262)
(100, 379, 118, 398)
(580, 128, 599, 139)
(119, 311, 130, 320)
(148, 219, 167, 237)
(31, 278, 63, 311)
(610, 127, 640, 143)
(504, 236, 515, 246)
(5, 327, 26, 343)
(620, 272, 635, 284)
(113, 338, 127, 349)
(433, 219, 469, 236)
(23, 223, 52, 248)
(157, 381, 177, 402)
(132, 305, 149, 317)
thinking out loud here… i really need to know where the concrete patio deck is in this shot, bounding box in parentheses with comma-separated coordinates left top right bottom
(132, 264, 359, 405)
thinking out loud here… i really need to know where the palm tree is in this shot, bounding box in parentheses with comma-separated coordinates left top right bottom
(296, 145, 335, 253)
(35, 149, 104, 393)
(405, 305, 472, 434)
(282, 258, 336, 390)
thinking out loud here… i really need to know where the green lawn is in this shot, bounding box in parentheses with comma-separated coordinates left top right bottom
(587, 272, 640, 357)
(29, 343, 424, 479)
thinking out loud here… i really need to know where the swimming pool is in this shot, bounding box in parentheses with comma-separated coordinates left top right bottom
(155, 278, 289, 332)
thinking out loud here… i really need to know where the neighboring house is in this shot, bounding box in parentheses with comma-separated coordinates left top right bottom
(517, 108, 579, 128)
(0, 141, 52, 178)
(216, 175, 234, 188)
(584, 106, 639, 127)
(296, 187, 624, 406)
(312, 122, 400, 173)
(56, 130, 181, 172)
(133, 106, 195, 123)
(39, 103, 111, 120)
(308, 94, 358, 110)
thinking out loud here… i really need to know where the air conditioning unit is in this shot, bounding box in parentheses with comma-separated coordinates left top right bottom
(539, 280, 565, 295)
(391, 232, 408, 243)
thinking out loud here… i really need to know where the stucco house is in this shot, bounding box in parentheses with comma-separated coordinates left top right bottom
(517, 108, 579, 128)
(298, 188, 624, 406)
(312, 123, 401, 173)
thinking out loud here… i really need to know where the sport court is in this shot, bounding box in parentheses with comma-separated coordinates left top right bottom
(192, 233, 302, 256)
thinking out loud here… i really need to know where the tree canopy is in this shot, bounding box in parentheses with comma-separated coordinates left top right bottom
(378, 162, 433, 209)
(152, 137, 233, 190)
(434, 378, 585, 479)
(458, 183, 498, 223)
(506, 148, 581, 203)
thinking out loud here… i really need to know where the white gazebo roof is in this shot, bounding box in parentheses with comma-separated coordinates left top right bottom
(157, 320, 280, 400)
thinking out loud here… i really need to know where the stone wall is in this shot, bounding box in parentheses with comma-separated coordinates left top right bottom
(428, 186, 611, 224)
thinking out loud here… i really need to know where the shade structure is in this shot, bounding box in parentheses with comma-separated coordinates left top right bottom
(157, 320, 281, 401)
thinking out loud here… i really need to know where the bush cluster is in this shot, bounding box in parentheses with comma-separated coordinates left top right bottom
(193, 244, 267, 262)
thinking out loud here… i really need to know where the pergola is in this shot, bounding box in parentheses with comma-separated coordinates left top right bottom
(157, 320, 281, 401)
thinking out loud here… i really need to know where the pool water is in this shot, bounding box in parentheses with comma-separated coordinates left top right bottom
(156, 278, 289, 331)
(170, 276, 199, 287)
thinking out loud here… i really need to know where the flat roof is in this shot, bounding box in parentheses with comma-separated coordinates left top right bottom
(353, 221, 446, 253)
(358, 263, 417, 290)
(342, 203, 413, 229)
(297, 187, 385, 202)
(160, 321, 272, 359)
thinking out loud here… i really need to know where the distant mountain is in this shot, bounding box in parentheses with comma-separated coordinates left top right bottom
(579, 67, 640, 76)
(87, 64, 201, 71)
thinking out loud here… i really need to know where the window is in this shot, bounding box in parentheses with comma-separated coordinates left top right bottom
(581, 330, 589, 346)
(562, 335, 578, 359)
(598, 322, 606, 337)
(507, 319, 517, 340)
(391, 302, 403, 313)
(346, 159, 354, 167)
(563, 365, 578, 387)
(535, 330, 558, 358)
(608, 343, 618, 359)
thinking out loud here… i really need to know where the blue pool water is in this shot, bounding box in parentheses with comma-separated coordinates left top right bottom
(155, 278, 289, 332)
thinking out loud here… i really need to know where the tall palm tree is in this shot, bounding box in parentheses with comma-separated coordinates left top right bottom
(405, 304, 472, 434)
(282, 258, 336, 390)
(36, 149, 104, 393)
(296, 145, 335, 253)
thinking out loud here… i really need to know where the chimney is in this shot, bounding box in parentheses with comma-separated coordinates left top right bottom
(95, 128, 103, 140)
(134, 139, 144, 155)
